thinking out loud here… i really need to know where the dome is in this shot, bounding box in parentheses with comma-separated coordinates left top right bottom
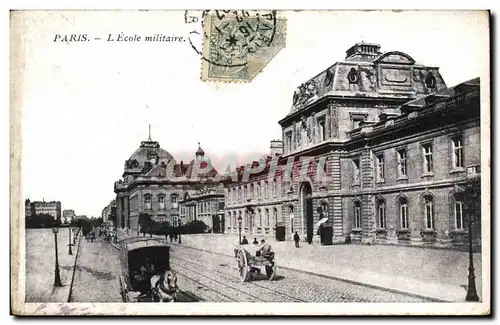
(124, 139, 174, 174)
(195, 144, 205, 157)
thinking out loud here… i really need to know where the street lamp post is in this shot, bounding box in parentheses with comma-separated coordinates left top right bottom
(465, 185, 480, 302)
(178, 220, 182, 244)
(237, 215, 242, 245)
(68, 227, 73, 255)
(456, 182, 480, 302)
(52, 226, 63, 287)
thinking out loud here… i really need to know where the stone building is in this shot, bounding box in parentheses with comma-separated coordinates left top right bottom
(63, 209, 76, 224)
(223, 42, 481, 248)
(179, 186, 225, 232)
(224, 141, 286, 238)
(114, 133, 222, 233)
(31, 200, 62, 220)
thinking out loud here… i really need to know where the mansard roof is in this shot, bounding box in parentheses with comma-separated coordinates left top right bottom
(285, 42, 447, 120)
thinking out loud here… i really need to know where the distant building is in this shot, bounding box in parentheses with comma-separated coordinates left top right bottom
(63, 209, 76, 224)
(179, 186, 225, 232)
(25, 199, 33, 219)
(114, 131, 223, 233)
(31, 200, 62, 220)
(101, 200, 117, 226)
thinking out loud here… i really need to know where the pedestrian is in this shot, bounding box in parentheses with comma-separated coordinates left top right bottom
(252, 238, 258, 245)
(241, 236, 249, 245)
(293, 231, 300, 248)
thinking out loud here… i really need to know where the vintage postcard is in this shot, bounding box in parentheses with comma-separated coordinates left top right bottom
(10, 10, 491, 316)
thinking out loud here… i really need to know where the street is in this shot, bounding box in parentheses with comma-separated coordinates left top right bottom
(169, 245, 430, 302)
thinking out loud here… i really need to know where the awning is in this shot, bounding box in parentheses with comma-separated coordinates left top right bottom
(315, 217, 329, 228)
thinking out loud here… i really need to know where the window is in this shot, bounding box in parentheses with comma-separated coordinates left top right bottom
(286, 131, 293, 152)
(257, 209, 262, 227)
(455, 201, 464, 230)
(264, 181, 269, 198)
(377, 199, 386, 229)
(317, 117, 326, 141)
(265, 209, 270, 227)
(255, 183, 260, 198)
(397, 149, 407, 177)
(376, 153, 385, 182)
(171, 195, 178, 209)
(158, 196, 165, 210)
(423, 195, 434, 229)
(399, 198, 409, 229)
(289, 205, 294, 233)
(144, 195, 152, 210)
(352, 158, 360, 184)
(172, 216, 179, 227)
(354, 201, 361, 228)
(273, 179, 277, 197)
(452, 137, 464, 169)
(273, 208, 278, 228)
(250, 184, 254, 198)
(422, 143, 433, 173)
(321, 202, 328, 218)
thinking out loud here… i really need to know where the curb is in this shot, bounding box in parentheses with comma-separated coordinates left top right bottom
(66, 231, 82, 303)
(169, 242, 450, 303)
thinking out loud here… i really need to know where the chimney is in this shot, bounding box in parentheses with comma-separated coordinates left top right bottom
(345, 42, 382, 60)
(270, 140, 283, 156)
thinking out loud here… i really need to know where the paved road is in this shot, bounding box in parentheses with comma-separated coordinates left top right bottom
(70, 237, 123, 302)
(170, 245, 432, 302)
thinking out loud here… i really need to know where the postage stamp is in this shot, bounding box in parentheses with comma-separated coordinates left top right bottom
(198, 10, 287, 82)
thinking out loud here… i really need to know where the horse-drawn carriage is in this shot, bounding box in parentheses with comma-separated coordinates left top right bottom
(234, 246, 277, 282)
(118, 237, 178, 302)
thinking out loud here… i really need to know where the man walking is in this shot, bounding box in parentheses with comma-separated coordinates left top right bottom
(293, 231, 300, 248)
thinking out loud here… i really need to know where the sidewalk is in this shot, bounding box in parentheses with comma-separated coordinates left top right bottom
(172, 233, 483, 302)
(25, 228, 82, 303)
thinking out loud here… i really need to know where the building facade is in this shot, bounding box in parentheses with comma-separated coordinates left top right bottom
(114, 135, 222, 233)
(223, 43, 481, 248)
(179, 186, 225, 232)
(63, 209, 76, 224)
(31, 200, 62, 220)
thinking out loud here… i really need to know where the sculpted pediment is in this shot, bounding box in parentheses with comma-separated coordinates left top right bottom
(375, 51, 415, 65)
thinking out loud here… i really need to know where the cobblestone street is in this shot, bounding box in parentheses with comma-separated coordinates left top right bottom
(170, 245, 431, 302)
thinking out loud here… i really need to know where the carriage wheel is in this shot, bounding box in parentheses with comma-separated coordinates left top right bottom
(237, 249, 250, 282)
(265, 263, 277, 281)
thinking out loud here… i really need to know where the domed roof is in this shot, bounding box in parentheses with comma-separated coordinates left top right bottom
(195, 143, 205, 157)
(124, 138, 174, 175)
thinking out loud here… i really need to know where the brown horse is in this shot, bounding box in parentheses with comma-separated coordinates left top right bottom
(150, 270, 178, 302)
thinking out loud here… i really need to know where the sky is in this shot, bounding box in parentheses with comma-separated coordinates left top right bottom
(17, 10, 489, 217)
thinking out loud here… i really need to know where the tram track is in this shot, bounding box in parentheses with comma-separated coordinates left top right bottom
(170, 244, 441, 302)
(171, 256, 305, 302)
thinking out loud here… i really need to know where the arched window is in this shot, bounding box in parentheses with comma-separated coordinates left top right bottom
(264, 181, 269, 198)
(423, 195, 434, 229)
(377, 199, 386, 229)
(273, 179, 277, 197)
(321, 201, 328, 219)
(144, 194, 152, 210)
(289, 205, 294, 233)
(399, 197, 409, 229)
(354, 201, 361, 228)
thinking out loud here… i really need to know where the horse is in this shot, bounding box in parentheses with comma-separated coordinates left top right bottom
(150, 270, 178, 302)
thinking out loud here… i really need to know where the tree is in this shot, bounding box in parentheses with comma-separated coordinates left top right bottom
(138, 213, 153, 236)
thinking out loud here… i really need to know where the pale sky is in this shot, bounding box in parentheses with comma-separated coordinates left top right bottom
(18, 10, 489, 217)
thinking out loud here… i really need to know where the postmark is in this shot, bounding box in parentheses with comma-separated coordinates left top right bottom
(185, 10, 287, 82)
